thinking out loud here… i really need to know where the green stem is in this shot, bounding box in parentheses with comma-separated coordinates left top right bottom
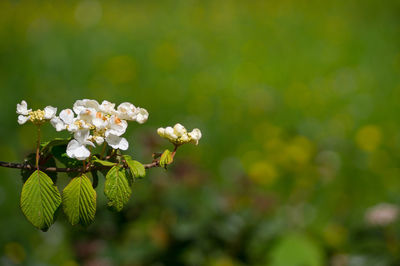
(35, 126, 41, 171)
(100, 142, 107, 159)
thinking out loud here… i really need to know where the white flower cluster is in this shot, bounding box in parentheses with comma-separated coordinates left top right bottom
(17, 99, 149, 161)
(157, 123, 202, 145)
(16, 100, 57, 125)
(51, 99, 149, 160)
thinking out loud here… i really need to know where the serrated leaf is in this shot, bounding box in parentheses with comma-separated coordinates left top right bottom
(20, 171, 61, 231)
(160, 149, 173, 168)
(123, 155, 146, 178)
(62, 174, 96, 226)
(104, 166, 132, 211)
(91, 156, 117, 167)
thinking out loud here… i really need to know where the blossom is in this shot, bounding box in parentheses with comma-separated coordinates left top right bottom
(45, 99, 149, 159)
(106, 115, 127, 136)
(50, 108, 75, 132)
(16, 100, 31, 116)
(157, 123, 202, 145)
(73, 99, 99, 115)
(135, 108, 149, 124)
(99, 100, 117, 115)
(44, 106, 57, 120)
(117, 102, 137, 120)
(66, 129, 95, 160)
(16, 100, 57, 125)
(189, 128, 202, 145)
(105, 132, 129, 150)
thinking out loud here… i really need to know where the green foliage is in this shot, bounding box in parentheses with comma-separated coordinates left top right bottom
(20, 171, 61, 231)
(62, 175, 96, 226)
(123, 155, 146, 179)
(91, 156, 117, 167)
(40, 138, 70, 154)
(159, 149, 173, 168)
(104, 166, 132, 211)
(269, 233, 324, 266)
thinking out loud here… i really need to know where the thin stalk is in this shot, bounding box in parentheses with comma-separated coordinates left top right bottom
(100, 142, 107, 159)
(35, 126, 41, 171)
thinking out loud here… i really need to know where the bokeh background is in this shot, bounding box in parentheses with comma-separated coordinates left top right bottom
(0, 0, 400, 265)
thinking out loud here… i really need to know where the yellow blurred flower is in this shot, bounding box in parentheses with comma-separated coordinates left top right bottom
(323, 224, 347, 248)
(248, 161, 278, 186)
(356, 125, 382, 152)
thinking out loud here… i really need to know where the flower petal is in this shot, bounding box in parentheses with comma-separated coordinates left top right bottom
(74, 129, 91, 144)
(50, 117, 66, 131)
(135, 108, 148, 124)
(44, 106, 57, 119)
(59, 109, 74, 124)
(106, 134, 129, 150)
(66, 139, 91, 160)
(16, 100, 31, 115)
(117, 102, 136, 120)
(18, 115, 30, 125)
(173, 123, 187, 137)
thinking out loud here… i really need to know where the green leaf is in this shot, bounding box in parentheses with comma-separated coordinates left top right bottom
(159, 149, 173, 168)
(91, 156, 117, 167)
(104, 166, 132, 211)
(41, 138, 70, 154)
(123, 155, 146, 178)
(20, 171, 61, 231)
(62, 174, 97, 226)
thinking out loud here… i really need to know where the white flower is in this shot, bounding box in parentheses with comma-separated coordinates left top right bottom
(189, 128, 202, 145)
(173, 123, 187, 136)
(16, 100, 31, 115)
(94, 136, 104, 145)
(99, 100, 117, 115)
(73, 99, 99, 115)
(50, 109, 76, 132)
(135, 108, 149, 124)
(18, 115, 30, 125)
(105, 132, 129, 150)
(157, 124, 202, 145)
(66, 129, 95, 160)
(157, 128, 166, 137)
(165, 127, 177, 139)
(16, 100, 32, 124)
(44, 106, 57, 119)
(50, 117, 67, 131)
(106, 115, 127, 136)
(78, 108, 96, 124)
(117, 102, 137, 121)
(67, 119, 80, 132)
(92, 111, 109, 129)
(59, 109, 75, 124)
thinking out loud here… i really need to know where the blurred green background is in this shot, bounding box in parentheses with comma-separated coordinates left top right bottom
(1, 0, 400, 265)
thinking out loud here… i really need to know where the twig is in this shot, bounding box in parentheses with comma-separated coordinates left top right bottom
(0, 160, 160, 173)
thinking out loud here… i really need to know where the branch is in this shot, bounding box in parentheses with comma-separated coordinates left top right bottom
(0, 160, 160, 173)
